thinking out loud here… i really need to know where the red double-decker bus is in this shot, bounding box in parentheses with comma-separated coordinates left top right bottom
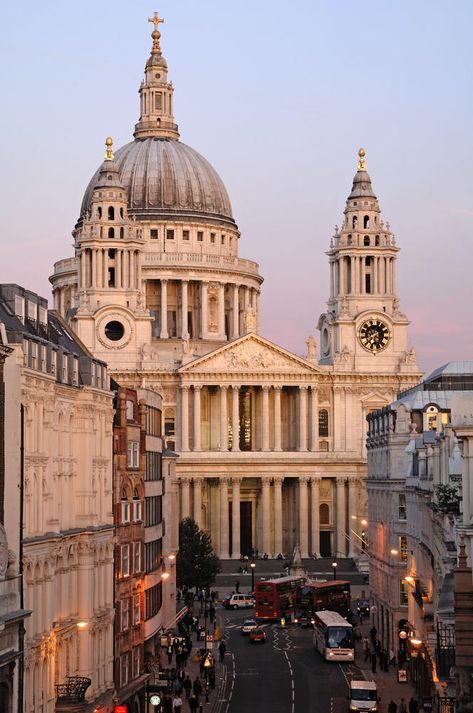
(294, 580, 351, 624)
(255, 576, 305, 620)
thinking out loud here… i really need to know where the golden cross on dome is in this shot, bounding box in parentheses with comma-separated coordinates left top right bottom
(358, 147, 366, 171)
(105, 136, 114, 161)
(148, 11, 164, 32)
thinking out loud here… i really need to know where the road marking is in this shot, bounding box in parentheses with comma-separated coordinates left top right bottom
(284, 651, 295, 713)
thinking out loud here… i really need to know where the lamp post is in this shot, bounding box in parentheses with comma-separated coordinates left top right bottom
(250, 560, 256, 592)
(332, 561, 337, 581)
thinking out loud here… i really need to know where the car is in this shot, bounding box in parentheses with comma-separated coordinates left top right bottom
(249, 627, 266, 643)
(241, 619, 258, 635)
(224, 594, 255, 610)
(357, 600, 370, 617)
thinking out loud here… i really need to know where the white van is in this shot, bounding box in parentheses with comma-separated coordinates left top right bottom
(225, 594, 255, 609)
(348, 680, 379, 712)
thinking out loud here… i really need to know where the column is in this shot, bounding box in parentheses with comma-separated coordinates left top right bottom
(180, 385, 189, 452)
(102, 249, 108, 288)
(232, 284, 239, 338)
(124, 250, 129, 289)
(333, 387, 342, 450)
(116, 250, 122, 288)
(274, 386, 282, 451)
(310, 386, 319, 451)
(180, 478, 190, 519)
(262, 386, 270, 451)
(193, 478, 202, 529)
(373, 256, 378, 294)
(348, 478, 358, 557)
(80, 251, 86, 289)
(392, 257, 397, 293)
(298, 476, 309, 558)
(160, 279, 168, 338)
(181, 280, 189, 338)
(219, 477, 229, 559)
(91, 250, 97, 288)
(262, 477, 271, 556)
(273, 477, 283, 557)
(335, 477, 346, 557)
(311, 477, 321, 557)
(193, 386, 201, 452)
(231, 386, 240, 452)
(218, 282, 225, 338)
(201, 281, 208, 338)
(231, 477, 241, 559)
(129, 250, 135, 289)
(339, 257, 345, 295)
(298, 386, 308, 451)
(220, 386, 228, 452)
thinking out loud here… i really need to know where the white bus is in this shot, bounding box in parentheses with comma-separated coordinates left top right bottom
(312, 610, 354, 661)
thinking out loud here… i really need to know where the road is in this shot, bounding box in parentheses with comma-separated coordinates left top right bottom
(214, 608, 365, 713)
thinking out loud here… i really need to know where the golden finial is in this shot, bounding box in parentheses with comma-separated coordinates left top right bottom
(358, 147, 366, 171)
(148, 11, 164, 53)
(105, 136, 114, 161)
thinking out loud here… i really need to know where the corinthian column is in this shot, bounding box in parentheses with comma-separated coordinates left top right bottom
(180, 385, 189, 452)
(298, 386, 308, 451)
(348, 478, 358, 557)
(261, 477, 271, 556)
(160, 279, 169, 339)
(336, 477, 347, 557)
(310, 386, 319, 451)
(180, 478, 190, 519)
(219, 477, 230, 559)
(193, 386, 201, 452)
(231, 386, 240, 452)
(262, 386, 270, 451)
(311, 477, 321, 557)
(181, 280, 189, 338)
(273, 477, 283, 557)
(232, 284, 239, 337)
(231, 477, 241, 559)
(299, 476, 309, 558)
(201, 281, 208, 338)
(220, 386, 228, 452)
(274, 386, 282, 451)
(218, 282, 226, 338)
(193, 478, 202, 529)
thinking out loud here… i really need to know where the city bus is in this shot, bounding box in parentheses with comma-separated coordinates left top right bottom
(294, 580, 351, 624)
(255, 576, 305, 620)
(312, 610, 354, 661)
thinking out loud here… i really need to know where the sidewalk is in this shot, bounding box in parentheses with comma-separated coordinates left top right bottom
(355, 618, 419, 712)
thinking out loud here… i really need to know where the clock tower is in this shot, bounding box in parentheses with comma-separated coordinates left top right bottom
(318, 149, 417, 373)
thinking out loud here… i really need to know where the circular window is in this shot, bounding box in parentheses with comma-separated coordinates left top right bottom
(155, 73, 161, 78)
(104, 320, 125, 341)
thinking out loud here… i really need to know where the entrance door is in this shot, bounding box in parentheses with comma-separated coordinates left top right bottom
(320, 531, 332, 557)
(240, 502, 252, 556)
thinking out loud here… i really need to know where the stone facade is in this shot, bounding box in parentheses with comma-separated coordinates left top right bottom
(50, 18, 421, 564)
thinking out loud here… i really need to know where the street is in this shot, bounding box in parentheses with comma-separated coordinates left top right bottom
(214, 608, 365, 713)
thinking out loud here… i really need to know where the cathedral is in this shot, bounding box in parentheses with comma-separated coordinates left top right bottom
(50, 14, 421, 562)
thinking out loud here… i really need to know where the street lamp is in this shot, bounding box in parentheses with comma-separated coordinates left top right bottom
(250, 560, 256, 592)
(332, 561, 337, 581)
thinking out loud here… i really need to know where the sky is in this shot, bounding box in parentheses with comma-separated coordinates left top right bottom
(0, 0, 472, 374)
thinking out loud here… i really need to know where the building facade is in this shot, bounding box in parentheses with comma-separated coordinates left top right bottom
(0, 284, 115, 713)
(50, 16, 421, 562)
(367, 363, 473, 702)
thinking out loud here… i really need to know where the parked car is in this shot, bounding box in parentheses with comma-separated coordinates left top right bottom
(249, 627, 266, 643)
(241, 619, 258, 635)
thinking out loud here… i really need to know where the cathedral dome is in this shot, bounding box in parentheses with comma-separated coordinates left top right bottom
(80, 138, 235, 227)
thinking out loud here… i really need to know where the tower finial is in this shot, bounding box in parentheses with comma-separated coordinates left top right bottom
(358, 147, 366, 171)
(148, 11, 164, 54)
(105, 136, 114, 161)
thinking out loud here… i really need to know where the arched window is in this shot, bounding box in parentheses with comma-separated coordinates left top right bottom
(318, 409, 329, 437)
(352, 216, 358, 229)
(424, 405, 438, 432)
(120, 227, 124, 239)
(108, 206, 115, 220)
(363, 215, 370, 229)
(120, 208, 124, 219)
(97, 207, 102, 219)
(320, 503, 330, 525)
(164, 408, 175, 449)
(347, 234, 352, 245)
(363, 236, 370, 246)
(375, 235, 380, 246)
(132, 489, 142, 521)
(121, 491, 130, 523)
(108, 227, 115, 239)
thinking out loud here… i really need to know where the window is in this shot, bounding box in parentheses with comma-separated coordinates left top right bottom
(146, 452, 162, 481)
(132, 495, 142, 522)
(108, 227, 115, 239)
(145, 540, 162, 573)
(145, 496, 162, 527)
(352, 216, 358, 229)
(375, 235, 380, 246)
(133, 593, 141, 625)
(132, 646, 140, 679)
(133, 542, 142, 573)
(72, 358, 79, 385)
(108, 206, 114, 220)
(398, 494, 407, 521)
(399, 579, 409, 606)
(126, 399, 134, 420)
(121, 597, 130, 631)
(50, 349, 57, 375)
(221, 234, 225, 245)
(424, 405, 438, 431)
(127, 441, 139, 468)
(363, 236, 370, 246)
(150, 229, 158, 240)
(183, 230, 190, 240)
(62, 354, 68, 383)
(30, 342, 37, 369)
(121, 495, 130, 523)
(97, 206, 102, 219)
(145, 582, 163, 619)
(399, 535, 408, 563)
(155, 92, 162, 110)
(363, 215, 370, 229)
(210, 232, 216, 243)
(166, 229, 174, 240)
(121, 544, 130, 577)
(146, 406, 161, 436)
(120, 207, 124, 219)
(120, 653, 129, 688)
(319, 503, 330, 525)
(40, 345, 47, 372)
(197, 231, 203, 242)
(318, 409, 329, 437)
(108, 248, 116, 258)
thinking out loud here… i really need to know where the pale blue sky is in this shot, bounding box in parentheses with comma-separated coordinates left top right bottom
(1, 0, 472, 372)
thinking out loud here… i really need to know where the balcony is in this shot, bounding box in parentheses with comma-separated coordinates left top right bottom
(142, 251, 261, 276)
(55, 677, 91, 712)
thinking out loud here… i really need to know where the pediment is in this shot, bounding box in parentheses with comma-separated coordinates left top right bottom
(179, 334, 321, 375)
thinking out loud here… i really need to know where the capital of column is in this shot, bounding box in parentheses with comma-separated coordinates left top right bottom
(310, 476, 322, 485)
(220, 385, 229, 392)
(193, 384, 202, 392)
(262, 384, 271, 393)
(231, 476, 242, 486)
(219, 475, 230, 485)
(274, 385, 282, 392)
(261, 476, 272, 486)
(299, 475, 310, 484)
(336, 476, 347, 487)
(273, 475, 284, 485)
(299, 385, 309, 392)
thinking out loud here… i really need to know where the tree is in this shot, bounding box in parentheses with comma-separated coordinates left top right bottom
(177, 517, 221, 590)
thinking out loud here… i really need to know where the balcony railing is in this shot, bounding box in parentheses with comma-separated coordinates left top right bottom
(143, 252, 260, 276)
(55, 676, 91, 705)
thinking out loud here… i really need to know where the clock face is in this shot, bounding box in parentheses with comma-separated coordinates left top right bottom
(358, 319, 390, 353)
(150, 694, 161, 705)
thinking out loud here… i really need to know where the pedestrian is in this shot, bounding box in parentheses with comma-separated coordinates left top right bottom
(173, 693, 183, 713)
(209, 603, 216, 624)
(388, 701, 398, 713)
(188, 693, 198, 713)
(167, 643, 173, 665)
(208, 666, 216, 689)
(408, 697, 419, 713)
(389, 648, 396, 668)
(370, 626, 377, 646)
(363, 638, 370, 662)
(183, 675, 192, 700)
(235, 579, 240, 593)
(218, 640, 226, 663)
(359, 610, 364, 625)
(193, 677, 203, 699)
(177, 667, 186, 688)
(371, 651, 377, 674)
(399, 698, 407, 713)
